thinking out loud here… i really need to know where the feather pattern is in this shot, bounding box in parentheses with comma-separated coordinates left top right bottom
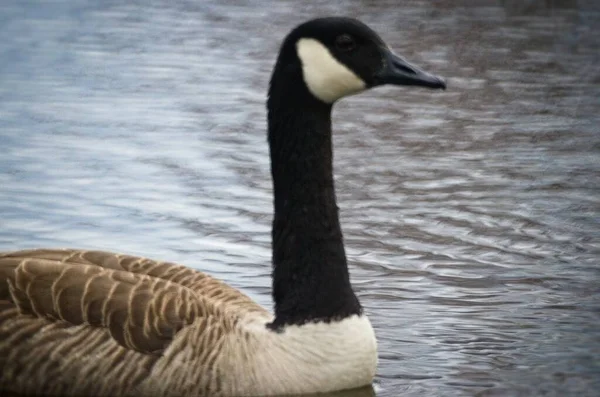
(0, 249, 269, 396)
(0, 249, 377, 396)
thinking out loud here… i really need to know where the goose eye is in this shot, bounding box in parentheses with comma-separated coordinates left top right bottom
(335, 34, 356, 52)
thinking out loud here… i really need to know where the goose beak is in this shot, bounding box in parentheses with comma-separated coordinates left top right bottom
(374, 49, 446, 90)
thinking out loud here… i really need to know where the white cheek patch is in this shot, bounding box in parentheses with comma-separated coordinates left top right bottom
(296, 38, 366, 103)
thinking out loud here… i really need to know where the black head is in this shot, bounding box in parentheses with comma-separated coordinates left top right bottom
(271, 17, 446, 104)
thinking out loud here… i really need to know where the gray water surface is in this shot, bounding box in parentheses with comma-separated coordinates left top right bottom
(1, 1, 599, 396)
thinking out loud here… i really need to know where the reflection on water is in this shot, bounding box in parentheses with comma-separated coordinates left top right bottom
(0, 0, 599, 396)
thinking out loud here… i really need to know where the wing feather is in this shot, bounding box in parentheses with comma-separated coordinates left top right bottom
(1, 249, 268, 317)
(5, 258, 207, 354)
(0, 249, 270, 395)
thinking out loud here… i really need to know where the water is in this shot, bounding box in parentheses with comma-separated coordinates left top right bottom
(1, 1, 599, 396)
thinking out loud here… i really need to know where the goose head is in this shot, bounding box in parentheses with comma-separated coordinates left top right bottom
(270, 17, 446, 104)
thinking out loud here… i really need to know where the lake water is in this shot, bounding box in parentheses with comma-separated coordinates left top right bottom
(0, 0, 599, 396)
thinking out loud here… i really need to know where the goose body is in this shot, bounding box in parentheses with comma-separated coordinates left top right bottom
(0, 17, 445, 396)
(0, 249, 375, 396)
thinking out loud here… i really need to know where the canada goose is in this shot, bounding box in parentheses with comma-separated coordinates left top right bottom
(0, 17, 445, 397)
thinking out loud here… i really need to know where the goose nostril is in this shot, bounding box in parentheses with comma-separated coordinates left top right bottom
(394, 62, 417, 75)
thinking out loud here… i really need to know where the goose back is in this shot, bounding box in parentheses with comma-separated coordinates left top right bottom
(0, 249, 270, 396)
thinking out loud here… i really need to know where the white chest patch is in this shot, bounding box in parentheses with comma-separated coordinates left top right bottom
(223, 314, 378, 396)
(296, 38, 367, 103)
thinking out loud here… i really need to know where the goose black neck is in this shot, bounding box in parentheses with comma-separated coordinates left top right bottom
(266, 66, 361, 330)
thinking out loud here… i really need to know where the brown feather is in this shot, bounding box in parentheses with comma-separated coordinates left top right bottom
(0, 249, 269, 396)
